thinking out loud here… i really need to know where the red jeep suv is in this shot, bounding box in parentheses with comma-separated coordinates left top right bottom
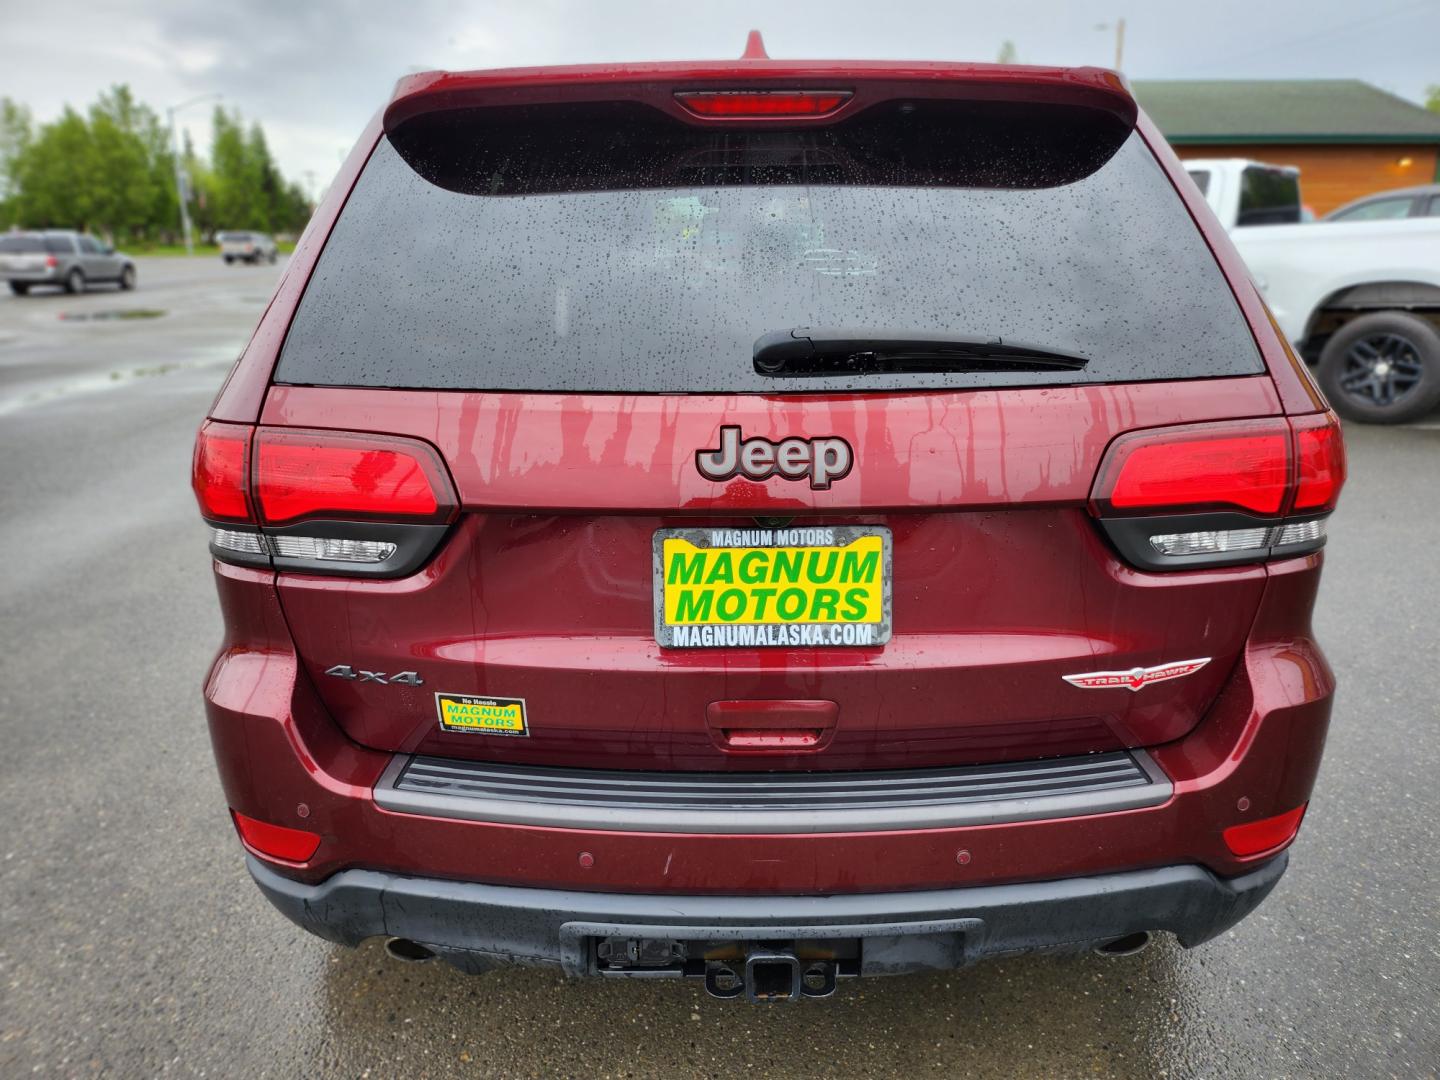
(193, 48, 1344, 1003)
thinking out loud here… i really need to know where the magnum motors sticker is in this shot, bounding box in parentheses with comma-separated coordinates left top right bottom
(435, 693, 528, 736)
(653, 525, 892, 648)
(1062, 658, 1211, 692)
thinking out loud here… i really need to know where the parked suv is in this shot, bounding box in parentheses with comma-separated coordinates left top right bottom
(193, 51, 1345, 1003)
(218, 231, 278, 265)
(1, 230, 136, 294)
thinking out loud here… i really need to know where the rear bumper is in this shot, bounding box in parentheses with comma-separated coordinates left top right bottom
(206, 559, 1334, 895)
(248, 852, 1287, 976)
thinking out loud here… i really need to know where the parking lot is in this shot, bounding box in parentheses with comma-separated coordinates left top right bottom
(0, 258, 1436, 1078)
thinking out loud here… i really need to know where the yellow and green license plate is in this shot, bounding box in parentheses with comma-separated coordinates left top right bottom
(652, 525, 892, 648)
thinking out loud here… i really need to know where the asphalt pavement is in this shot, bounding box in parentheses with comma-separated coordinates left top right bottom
(0, 258, 1436, 1078)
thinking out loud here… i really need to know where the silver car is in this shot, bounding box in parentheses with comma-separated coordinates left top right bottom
(1324, 184, 1440, 222)
(218, 231, 279, 265)
(1, 230, 136, 295)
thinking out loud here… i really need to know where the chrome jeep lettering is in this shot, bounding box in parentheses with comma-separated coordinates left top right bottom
(695, 426, 853, 490)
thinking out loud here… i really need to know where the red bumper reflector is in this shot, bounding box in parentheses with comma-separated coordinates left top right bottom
(1223, 804, 1307, 857)
(675, 90, 851, 118)
(231, 811, 321, 862)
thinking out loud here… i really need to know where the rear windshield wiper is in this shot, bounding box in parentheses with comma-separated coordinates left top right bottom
(753, 327, 1091, 377)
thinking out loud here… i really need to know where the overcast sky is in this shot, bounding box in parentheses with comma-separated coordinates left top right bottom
(2, 0, 1435, 195)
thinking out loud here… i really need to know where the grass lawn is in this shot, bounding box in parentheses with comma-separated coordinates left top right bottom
(132, 240, 296, 257)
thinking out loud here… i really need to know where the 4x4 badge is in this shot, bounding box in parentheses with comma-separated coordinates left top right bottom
(696, 426, 852, 490)
(325, 664, 423, 686)
(1062, 658, 1210, 692)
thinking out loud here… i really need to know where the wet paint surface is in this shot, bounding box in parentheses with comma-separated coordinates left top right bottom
(2, 259, 1438, 1077)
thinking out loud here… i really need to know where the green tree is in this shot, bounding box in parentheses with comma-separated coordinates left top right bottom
(183, 129, 219, 240)
(6, 86, 176, 241)
(11, 107, 94, 229)
(4, 86, 308, 242)
(1427, 85, 1440, 113)
(210, 107, 265, 230)
(0, 98, 34, 225)
(996, 40, 1018, 64)
(277, 179, 313, 234)
(85, 86, 174, 241)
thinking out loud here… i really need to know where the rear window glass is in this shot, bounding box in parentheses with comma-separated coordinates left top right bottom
(0, 235, 73, 254)
(1186, 169, 1211, 196)
(278, 101, 1262, 393)
(1237, 166, 1301, 226)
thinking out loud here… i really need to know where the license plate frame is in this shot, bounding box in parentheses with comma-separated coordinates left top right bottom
(652, 525, 892, 648)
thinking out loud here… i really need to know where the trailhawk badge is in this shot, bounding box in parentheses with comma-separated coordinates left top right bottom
(1062, 658, 1210, 691)
(696, 426, 852, 490)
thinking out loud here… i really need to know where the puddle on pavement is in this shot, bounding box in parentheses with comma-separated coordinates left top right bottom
(0, 348, 236, 416)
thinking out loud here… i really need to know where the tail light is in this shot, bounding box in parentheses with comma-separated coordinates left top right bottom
(192, 421, 252, 522)
(192, 422, 457, 577)
(45, 255, 58, 268)
(1090, 414, 1345, 569)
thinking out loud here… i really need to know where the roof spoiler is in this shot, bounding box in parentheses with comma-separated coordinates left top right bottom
(383, 60, 1136, 134)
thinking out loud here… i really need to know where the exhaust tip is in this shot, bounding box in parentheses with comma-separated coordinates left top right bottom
(1094, 931, 1151, 957)
(384, 937, 436, 963)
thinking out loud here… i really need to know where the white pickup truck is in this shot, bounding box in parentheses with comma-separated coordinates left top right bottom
(1184, 158, 1440, 423)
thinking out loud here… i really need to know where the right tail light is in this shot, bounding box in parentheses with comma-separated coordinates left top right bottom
(192, 422, 458, 578)
(1090, 413, 1345, 570)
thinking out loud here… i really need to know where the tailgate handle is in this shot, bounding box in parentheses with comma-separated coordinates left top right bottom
(706, 700, 838, 753)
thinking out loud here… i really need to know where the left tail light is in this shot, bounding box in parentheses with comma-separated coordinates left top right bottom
(1090, 413, 1345, 570)
(192, 421, 458, 577)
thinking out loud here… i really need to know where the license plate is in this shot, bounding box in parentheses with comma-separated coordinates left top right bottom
(653, 525, 892, 648)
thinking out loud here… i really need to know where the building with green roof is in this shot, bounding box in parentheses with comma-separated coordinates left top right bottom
(1131, 80, 1440, 213)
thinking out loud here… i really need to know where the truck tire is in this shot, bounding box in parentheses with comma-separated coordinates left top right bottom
(1318, 311, 1440, 424)
(65, 268, 86, 294)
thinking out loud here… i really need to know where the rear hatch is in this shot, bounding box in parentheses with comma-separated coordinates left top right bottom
(218, 233, 253, 254)
(260, 69, 1275, 771)
(0, 234, 55, 272)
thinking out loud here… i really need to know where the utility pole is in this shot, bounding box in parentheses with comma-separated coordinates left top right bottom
(166, 93, 222, 254)
(1095, 18, 1126, 71)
